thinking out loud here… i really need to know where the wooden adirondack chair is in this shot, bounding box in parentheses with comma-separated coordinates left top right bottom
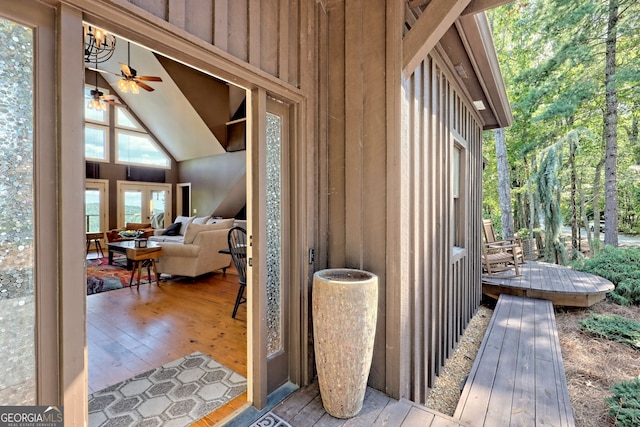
(482, 219, 525, 265)
(481, 219, 522, 277)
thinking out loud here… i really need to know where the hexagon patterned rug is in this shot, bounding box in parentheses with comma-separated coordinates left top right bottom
(88, 352, 246, 426)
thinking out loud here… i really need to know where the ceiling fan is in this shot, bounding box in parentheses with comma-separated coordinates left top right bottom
(90, 41, 162, 93)
(86, 59, 124, 110)
(86, 88, 123, 110)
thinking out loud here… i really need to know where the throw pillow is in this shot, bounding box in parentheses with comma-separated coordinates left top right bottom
(162, 222, 181, 236)
(192, 215, 211, 225)
(174, 215, 195, 235)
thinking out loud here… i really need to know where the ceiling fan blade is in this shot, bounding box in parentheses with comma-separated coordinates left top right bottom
(100, 94, 118, 100)
(88, 67, 120, 77)
(136, 75, 163, 82)
(119, 63, 133, 77)
(105, 99, 125, 107)
(136, 81, 155, 92)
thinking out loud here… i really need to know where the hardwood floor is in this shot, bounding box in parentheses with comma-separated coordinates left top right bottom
(87, 260, 248, 424)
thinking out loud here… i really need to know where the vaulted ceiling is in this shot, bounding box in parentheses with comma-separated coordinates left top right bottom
(87, 37, 246, 162)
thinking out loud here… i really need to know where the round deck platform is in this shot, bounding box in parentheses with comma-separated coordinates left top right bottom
(482, 260, 614, 307)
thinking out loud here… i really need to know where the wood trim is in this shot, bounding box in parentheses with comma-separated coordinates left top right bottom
(344, 0, 364, 267)
(402, 0, 471, 76)
(297, 0, 315, 386)
(248, 88, 267, 409)
(462, 0, 514, 15)
(385, 0, 408, 401)
(58, 3, 88, 423)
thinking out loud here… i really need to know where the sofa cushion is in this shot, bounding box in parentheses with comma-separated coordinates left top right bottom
(192, 215, 211, 225)
(149, 234, 184, 243)
(174, 215, 195, 235)
(183, 220, 233, 244)
(162, 222, 181, 236)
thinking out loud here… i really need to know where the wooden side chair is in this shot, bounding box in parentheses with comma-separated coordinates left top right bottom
(481, 240, 521, 277)
(482, 219, 525, 265)
(227, 226, 247, 319)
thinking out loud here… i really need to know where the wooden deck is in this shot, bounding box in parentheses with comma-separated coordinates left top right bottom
(269, 381, 470, 427)
(482, 260, 614, 307)
(454, 294, 575, 427)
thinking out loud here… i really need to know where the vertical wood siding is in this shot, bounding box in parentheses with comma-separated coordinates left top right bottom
(402, 53, 484, 403)
(123, 0, 300, 86)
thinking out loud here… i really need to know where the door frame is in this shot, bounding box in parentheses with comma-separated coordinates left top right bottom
(85, 178, 109, 232)
(59, 0, 312, 414)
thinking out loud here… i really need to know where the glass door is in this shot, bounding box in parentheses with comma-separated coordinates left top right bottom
(117, 181, 171, 228)
(85, 179, 108, 233)
(0, 13, 37, 406)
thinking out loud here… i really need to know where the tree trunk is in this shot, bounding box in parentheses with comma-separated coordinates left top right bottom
(495, 128, 514, 238)
(568, 131, 578, 257)
(604, 0, 619, 246)
(626, 100, 639, 164)
(593, 157, 605, 253)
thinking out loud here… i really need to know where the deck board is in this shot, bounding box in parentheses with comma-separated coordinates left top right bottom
(454, 295, 575, 427)
(482, 260, 614, 307)
(272, 383, 470, 427)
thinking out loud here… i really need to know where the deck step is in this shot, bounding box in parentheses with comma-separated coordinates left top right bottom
(454, 294, 575, 426)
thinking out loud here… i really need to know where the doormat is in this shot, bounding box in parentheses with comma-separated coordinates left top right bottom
(88, 351, 246, 427)
(249, 412, 293, 427)
(87, 257, 131, 295)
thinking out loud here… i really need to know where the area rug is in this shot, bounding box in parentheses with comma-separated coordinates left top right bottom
(88, 351, 247, 427)
(86, 257, 133, 295)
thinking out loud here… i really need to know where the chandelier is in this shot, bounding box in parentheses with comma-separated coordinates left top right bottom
(84, 24, 116, 63)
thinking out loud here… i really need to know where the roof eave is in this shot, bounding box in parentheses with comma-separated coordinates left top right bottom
(457, 12, 513, 129)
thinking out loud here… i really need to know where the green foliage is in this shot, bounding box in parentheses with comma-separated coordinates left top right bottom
(579, 313, 640, 349)
(485, 0, 640, 246)
(572, 246, 640, 305)
(606, 378, 640, 427)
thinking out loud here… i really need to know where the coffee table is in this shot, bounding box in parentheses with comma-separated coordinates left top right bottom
(107, 241, 163, 288)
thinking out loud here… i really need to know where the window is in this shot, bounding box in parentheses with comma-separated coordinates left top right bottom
(452, 136, 467, 261)
(114, 107, 169, 168)
(84, 85, 109, 162)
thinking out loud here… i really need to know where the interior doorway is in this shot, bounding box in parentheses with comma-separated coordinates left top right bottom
(83, 26, 254, 422)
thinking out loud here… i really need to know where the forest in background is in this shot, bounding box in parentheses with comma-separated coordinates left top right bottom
(483, 0, 640, 263)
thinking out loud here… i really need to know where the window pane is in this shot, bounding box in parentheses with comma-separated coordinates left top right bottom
(116, 131, 169, 167)
(0, 16, 35, 405)
(266, 112, 282, 357)
(453, 146, 460, 199)
(116, 107, 140, 130)
(149, 190, 166, 228)
(85, 124, 107, 160)
(85, 189, 101, 232)
(124, 191, 143, 224)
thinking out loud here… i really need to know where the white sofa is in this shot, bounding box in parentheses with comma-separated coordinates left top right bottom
(149, 218, 234, 278)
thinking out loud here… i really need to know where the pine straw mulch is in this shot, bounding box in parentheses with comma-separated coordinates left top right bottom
(556, 299, 640, 427)
(426, 298, 640, 427)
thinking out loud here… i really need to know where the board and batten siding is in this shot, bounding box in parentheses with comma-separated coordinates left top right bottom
(400, 51, 484, 404)
(122, 0, 300, 86)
